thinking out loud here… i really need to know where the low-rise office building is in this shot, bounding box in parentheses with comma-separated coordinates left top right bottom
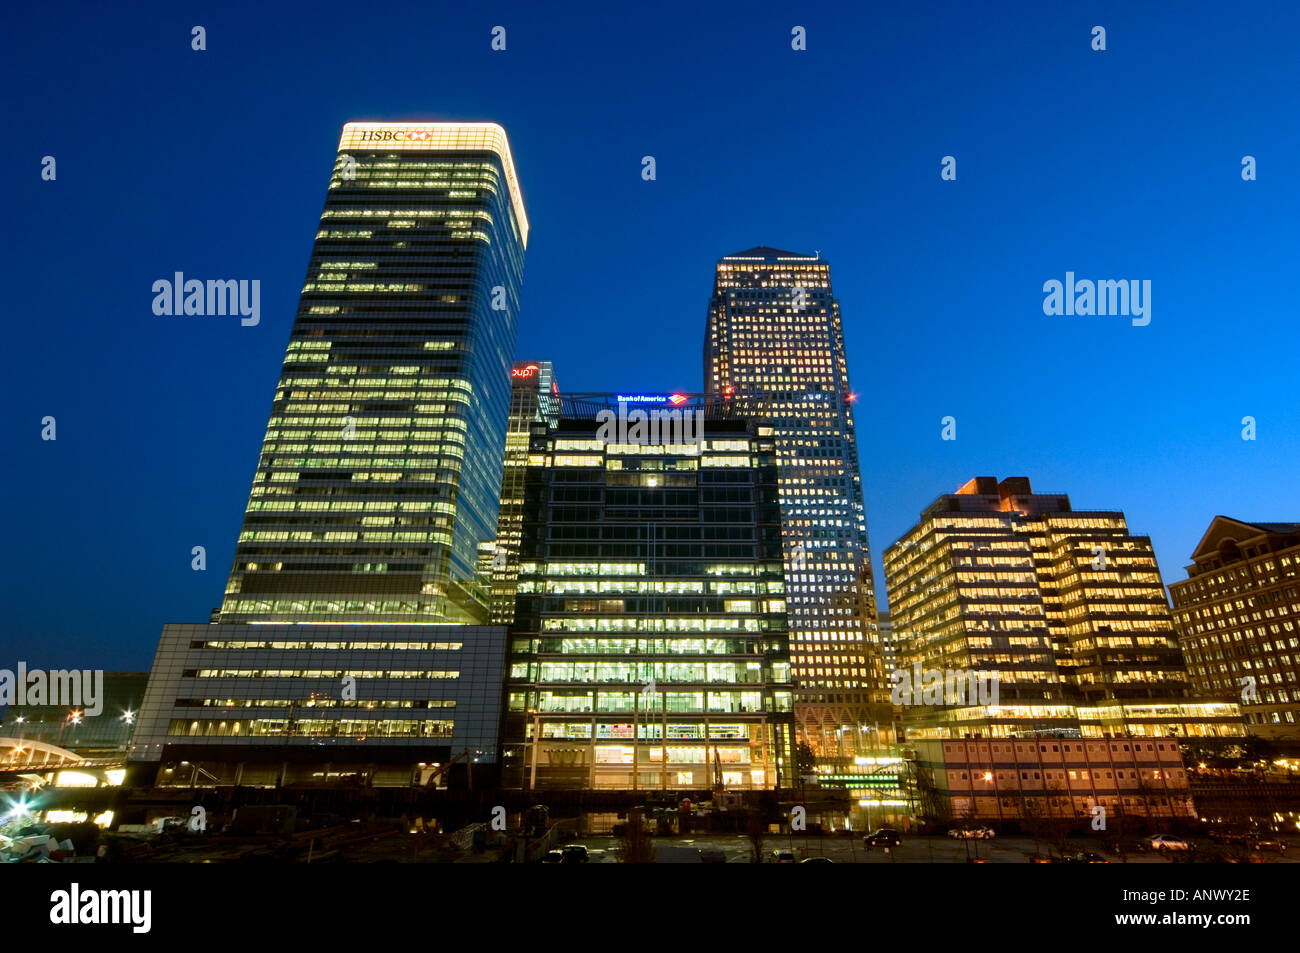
(1171, 517, 1300, 740)
(913, 736, 1195, 823)
(128, 624, 505, 787)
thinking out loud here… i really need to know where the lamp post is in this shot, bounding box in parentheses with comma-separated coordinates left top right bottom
(528, 708, 541, 791)
(120, 710, 135, 752)
(60, 709, 83, 746)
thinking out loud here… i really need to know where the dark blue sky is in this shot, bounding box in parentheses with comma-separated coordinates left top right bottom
(4, 1, 1298, 669)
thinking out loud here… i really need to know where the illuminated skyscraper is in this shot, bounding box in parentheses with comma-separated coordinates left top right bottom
(884, 477, 1243, 741)
(703, 248, 887, 756)
(499, 393, 793, 791)
(490, 360, 561, 623)
(219, 122, 529, 626)
(130, 122, 527, 785)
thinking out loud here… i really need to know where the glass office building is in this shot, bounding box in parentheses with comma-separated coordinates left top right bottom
(129, 624, 507, 786)
(703, 248, 887, 756)
(219, 123, 529, 626)
(490, 360, 561, 624)
(129, 123, 526, 787)
(500, 394, 795, 790)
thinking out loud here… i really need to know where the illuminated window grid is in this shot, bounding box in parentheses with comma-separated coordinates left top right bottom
(218, 122, 527, 627)
(884, 478, 1241, 741)
(500, 406, 795, 790)
(704, 248, 881, 707)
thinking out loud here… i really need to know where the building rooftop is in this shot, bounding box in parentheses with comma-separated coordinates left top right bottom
(721, 246, 817, 261)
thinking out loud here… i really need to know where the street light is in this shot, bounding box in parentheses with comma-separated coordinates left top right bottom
(527, 709, 541, 791)
(119, 710, 136, 752)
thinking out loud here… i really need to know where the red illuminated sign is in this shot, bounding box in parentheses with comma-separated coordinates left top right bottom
(512, 364, 539, 379)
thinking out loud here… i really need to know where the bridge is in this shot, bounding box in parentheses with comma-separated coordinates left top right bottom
(0, 738, 127, 787)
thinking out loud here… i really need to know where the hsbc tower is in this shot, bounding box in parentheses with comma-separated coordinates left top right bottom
(218, 122, 530, 625)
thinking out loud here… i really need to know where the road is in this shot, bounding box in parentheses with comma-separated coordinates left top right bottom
(556, 834, 1297, 864)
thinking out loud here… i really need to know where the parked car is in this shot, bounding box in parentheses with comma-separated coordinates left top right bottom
(1207, 830, 1250, 844)
(1147, 835, 1190, 851)
(1250, 839, 1287, 853)
(769, 848, 797, 863)
(949, 826, 995, 840)
(1062, 851, 1108, 863)
(653, 845, 703, 864)
(560, 845, 589, 863)
(540, 849, 564, 863)
(863, 828, 902, 849)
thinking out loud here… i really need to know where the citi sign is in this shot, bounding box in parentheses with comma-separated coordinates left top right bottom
(356, 129, 434, 142)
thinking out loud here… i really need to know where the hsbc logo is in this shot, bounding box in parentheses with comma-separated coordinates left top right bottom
(357, 129, 434, 143)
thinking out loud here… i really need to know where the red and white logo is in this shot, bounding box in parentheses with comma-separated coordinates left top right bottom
(405, 129, 432, 141)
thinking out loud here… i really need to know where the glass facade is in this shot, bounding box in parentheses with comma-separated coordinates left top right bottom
(703, 247, 886, 755)
(219, 123, 528, 626)
(490, 360, 561, 623)
(500, 395, 794, 790)
(0, 672, 148, 757)
(129, 623, 508, 786)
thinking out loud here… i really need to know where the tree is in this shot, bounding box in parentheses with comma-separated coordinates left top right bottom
(616, 808, 654, 864)
(1015, 791, 1048, 859)
(745, 809, 768, 864)
(1043, 779, 1075, 859)
(1242, 736, 1277, 767)
(795, 741, 817, 775)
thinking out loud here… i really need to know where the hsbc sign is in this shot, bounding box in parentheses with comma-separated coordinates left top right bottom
(357, 128, 434, 143)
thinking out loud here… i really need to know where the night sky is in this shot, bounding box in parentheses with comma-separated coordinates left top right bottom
(4, 1, 1298, 669)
